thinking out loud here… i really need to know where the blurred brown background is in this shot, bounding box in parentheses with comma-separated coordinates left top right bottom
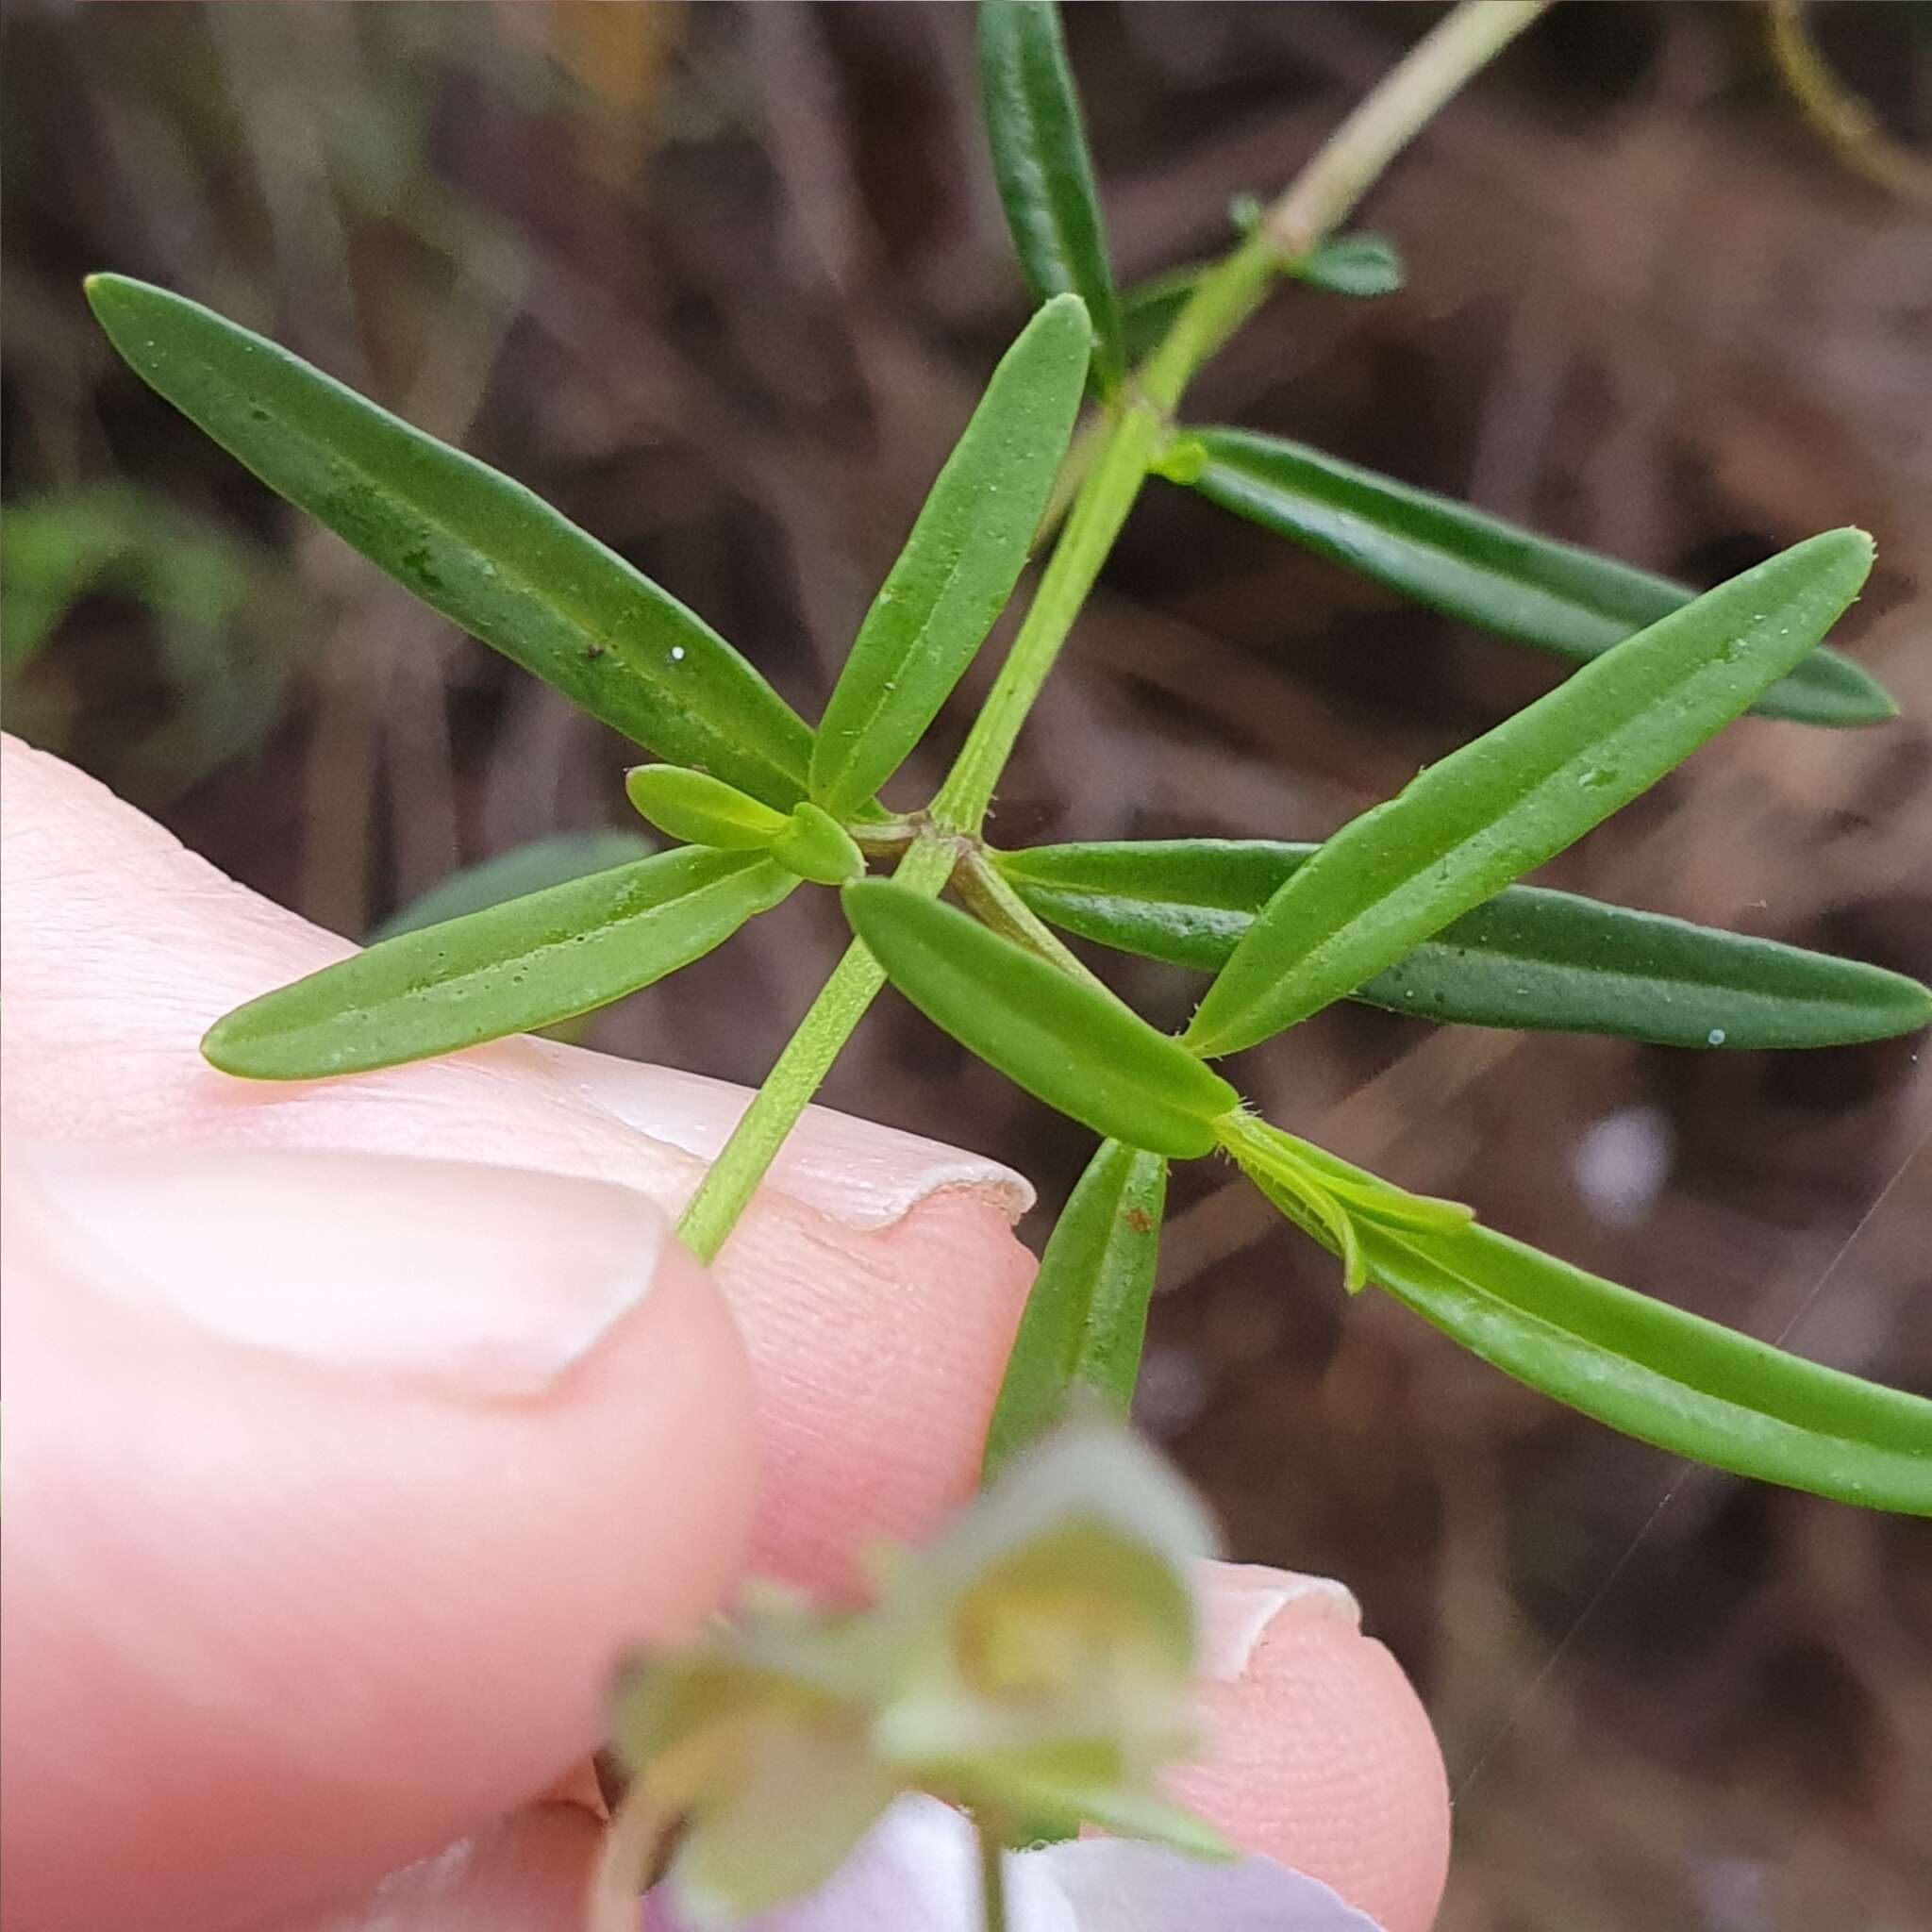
(5, 4, 1930, 1925)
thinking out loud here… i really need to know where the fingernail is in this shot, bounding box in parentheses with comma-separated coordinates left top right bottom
(1198, 1562, 1361, 1683)
(541, 1046, 1036, 1233)
(18, 1141, 670, 1399)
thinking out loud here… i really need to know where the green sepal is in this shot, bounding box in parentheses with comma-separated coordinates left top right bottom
(203, 848, 797, 1079)
(85, 273, 817, 808)
(809, 293, 1091, 816)
(977, 1, 1127, 391)
(665, 1717, 900, 1931)
(1185, 529, 1876, 1058)
(998, 839, 1932, 1052)
(1180, 427, 1895, 728)
(841, 880, 1238, 1158)
(983, 1140, 1169, 1479)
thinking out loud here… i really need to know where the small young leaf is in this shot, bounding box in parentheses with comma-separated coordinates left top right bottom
(1180, 429, 1895, 728)
(998, 840, 1932, 1051)
(1247, 1163, 1365, 1293)
(1227, 1118, 1474, 1236)
(371, 829, 656, 941)
(770, 803, 864, 887)
(983, 1139, 1168, 1480)
(1223, 1114, 1472, 1294)
(1185, 529, 1876, 1057)
(626, 765, 791, 850)
(1281, 1187, 1932, 1515)
(977, 1, 1126, 391)
(841, 881, 1237, 1158)
(205, 848, 797, 1079)
(627, 768, 861, 885)
(809, 294, 1091, 816)
(1289, 233, 1404, 297)
(85, 275, 817, 808)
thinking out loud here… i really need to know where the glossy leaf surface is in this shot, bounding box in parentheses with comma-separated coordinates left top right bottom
(841, 881, 1237, 1157)
(999, 840, 1932, 1050)
(86, 275, 817, 808)
(983, 1139, 1168, 1479)
(977, 1, 1126, 390)
(371, 829, 655, 941)
(1274, 1176, 1932, 1515)
(809, 294, 1091, 815)
(206, 848, 796, 1079)
(1290, 233, 1404, 297)
(1184, 428, 1894, 728)
(626, 765, 791, 849)
(1186, 530, 1876, 1056)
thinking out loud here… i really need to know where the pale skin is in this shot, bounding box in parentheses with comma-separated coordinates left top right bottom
(0, 733, 1451, 1932)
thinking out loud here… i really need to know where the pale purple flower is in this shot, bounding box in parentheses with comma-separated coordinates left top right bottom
(643, 1795, 1388, 1932)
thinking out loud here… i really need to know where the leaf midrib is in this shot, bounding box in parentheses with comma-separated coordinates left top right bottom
(152, 304, 807, 803)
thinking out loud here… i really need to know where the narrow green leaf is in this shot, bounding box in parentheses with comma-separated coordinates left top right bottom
(1185, 529, 1876, 1057)
(1182, 428, 1895, 728)
(983, 1140, 1168, 1480)
(809, 295, 1091, 816)
(1258, 1154, 1932, 1512)
(977, 1, 1126, 391)
(998, 840, 1932, 1050)
(205, 848, 797, 1079)
(1290, 233, 1404, 297)
(85, 274, 817, 808)
(371, 829, 656, 941)
(841, 881, 1237, 1158)
(626, 765, 791, 849)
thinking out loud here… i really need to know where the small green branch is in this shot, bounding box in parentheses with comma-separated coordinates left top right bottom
(675, 0, 1549, 1264)
(1140, 0, 1550, 407)
(954, 847, 1114, 993)
(1264, 0, 1550, 253)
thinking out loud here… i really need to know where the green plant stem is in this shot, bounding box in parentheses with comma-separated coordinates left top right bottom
(976, 1817, 1009, 1932)
(1143, 0, 1547, 405)
(954, 847, 1114, 992)
(932, 402, 1161, 835)
(948, 0, 1551, 831)
(675, 0, 1547, 1262)
(676, 830, 958, 1263)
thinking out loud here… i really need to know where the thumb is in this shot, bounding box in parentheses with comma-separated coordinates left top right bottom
(0, 1139, 757, 1932)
